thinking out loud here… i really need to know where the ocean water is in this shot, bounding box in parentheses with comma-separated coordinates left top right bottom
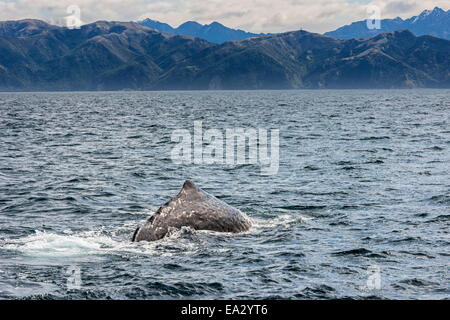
(0, 90, 449, 300)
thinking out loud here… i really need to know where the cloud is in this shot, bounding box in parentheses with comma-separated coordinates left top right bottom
(384, 1, 418, 14)
(0, 0, 449, 33)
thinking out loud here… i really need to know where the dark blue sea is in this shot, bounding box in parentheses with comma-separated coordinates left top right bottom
(0, 90, 449, 299)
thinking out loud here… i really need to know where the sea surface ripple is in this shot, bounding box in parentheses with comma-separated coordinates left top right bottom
(0, 90, 449, 299)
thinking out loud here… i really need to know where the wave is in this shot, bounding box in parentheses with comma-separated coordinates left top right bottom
(251, 214, 313, 231)
(0, 226, 203, 259)
(426, 194, 450, 205)
(2, 230, 127, 258)
(0, 211, 313, 260)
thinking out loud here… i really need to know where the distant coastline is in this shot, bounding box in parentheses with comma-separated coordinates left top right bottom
(1, 19, 450, 91)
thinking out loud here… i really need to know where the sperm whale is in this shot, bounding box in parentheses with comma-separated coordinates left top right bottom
(132, 180, 252, 242)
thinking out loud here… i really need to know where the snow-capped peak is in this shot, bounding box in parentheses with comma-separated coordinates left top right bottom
(412, 7, 447, 23)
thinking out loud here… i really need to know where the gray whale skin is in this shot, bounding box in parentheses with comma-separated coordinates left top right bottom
(132, 180, 252, 242)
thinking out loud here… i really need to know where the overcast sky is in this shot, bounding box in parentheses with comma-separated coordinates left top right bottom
(1, 0, 449, 33)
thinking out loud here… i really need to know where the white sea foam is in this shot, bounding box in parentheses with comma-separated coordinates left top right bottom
(3, 230, 121, 257)
(1, 213, 311, 259)
(1, 226, 201, 259)
(0, 281, 60, 298)
(251, 214, 313, 231)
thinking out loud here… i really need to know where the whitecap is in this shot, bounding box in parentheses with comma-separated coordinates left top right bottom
(3, 230, 118, 258)
(251, 214, 313, 230)
(1, 226, 205, 259)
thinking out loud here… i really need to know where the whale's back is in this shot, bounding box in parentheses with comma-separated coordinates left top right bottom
(133, 180, 252, 242)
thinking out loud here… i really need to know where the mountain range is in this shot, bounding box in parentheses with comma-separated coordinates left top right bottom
(326, 7, 450, 40)
(140, 7, 450, 43)
(138, 19, 265, 44)
(1, 19, 450, 90)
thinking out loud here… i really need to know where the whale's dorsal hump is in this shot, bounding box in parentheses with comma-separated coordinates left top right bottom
(179, 180, 203, 198)
(132, 179, 252, 241)
(182, 180, 196, 190)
